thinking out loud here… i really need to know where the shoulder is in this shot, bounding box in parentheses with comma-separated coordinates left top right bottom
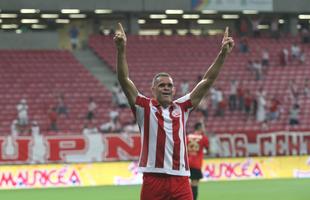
(174, 94, 193, 109)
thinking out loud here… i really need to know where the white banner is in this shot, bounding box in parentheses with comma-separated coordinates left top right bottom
(0, 131, 309, 164)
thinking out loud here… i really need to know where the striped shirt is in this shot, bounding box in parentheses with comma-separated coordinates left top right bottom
(133, 93, 193, 176)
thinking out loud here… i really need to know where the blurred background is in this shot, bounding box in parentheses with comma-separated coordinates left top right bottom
(0, 0, 309, 199)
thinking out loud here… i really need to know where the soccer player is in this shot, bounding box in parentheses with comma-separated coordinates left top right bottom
(113, 22, 234, 200)
(187, 121, 209, 200)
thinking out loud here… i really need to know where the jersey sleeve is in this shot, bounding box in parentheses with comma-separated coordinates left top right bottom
(174, 94, 193, 112)
(131, 93, 150, 119)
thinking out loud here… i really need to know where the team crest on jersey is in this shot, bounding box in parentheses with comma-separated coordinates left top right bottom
(172, 110, 181, 118)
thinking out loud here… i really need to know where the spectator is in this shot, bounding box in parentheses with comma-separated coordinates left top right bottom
(31, 121, 40, 135)
(100, 110, 121, 133)
(244, 89, 254, 120)
(180, 79, 190, 96)
(237, 82, 245, 111)
(256, 88, 267, 122)
(291, 42, 301, 61)
(270, 17, 280, 39)
(228, 80, 238, 111)
(247, 59, 255, 73)
(112, 82, 128, 108)
(261, 48, 270, 67)
(280, 48, 289, 66)
(299, 49, 306, 65)
(289, 104, 300, 125)
(239, 17, 249, 37)
(123, 119, 140, 133)
(210, 87, 218, 110)
(10, 119, 19, 137)
(253, 60, 263, 80)
(215, 88, 225, 117)
(301, 27, 310, 44)
(287, 80, 299, 104)
(239, 37, 249, 53)
(56, 93, 68, 117)
(86, 97, 97, 122)
(197, 96, 208, 118)
(48, 107, 58, 132)
(267, 97, 281, 121)
(69, 25, 79, 50)
(17, 99, 28, 127)
(82, 124, 99, 135)
(303, 78, 310, 98)
(111, 82, 121, 105)
(251, 16, 261, 38)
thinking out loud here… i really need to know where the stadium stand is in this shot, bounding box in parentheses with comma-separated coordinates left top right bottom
(89, 34, 310, 133)
(0, 50, 113, 135)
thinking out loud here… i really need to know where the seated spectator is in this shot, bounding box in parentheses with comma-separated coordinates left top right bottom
(289, 104, 300, 126)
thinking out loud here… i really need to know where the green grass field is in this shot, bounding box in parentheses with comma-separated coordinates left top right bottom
(1, 178, 310, 200)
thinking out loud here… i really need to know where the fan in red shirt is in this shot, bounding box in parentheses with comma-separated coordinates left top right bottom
(187, 122, 209, 200)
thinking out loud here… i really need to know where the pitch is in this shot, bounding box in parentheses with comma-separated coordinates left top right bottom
(1, 178, 309, 200)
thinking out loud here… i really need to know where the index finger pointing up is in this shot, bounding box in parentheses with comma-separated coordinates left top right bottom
(224, 26, 229, 38)
(117, 22, 125, 34)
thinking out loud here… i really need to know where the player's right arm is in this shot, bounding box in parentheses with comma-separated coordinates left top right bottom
(113, 23, 138, 107)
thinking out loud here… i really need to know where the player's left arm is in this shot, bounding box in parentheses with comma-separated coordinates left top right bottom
(190, 27, 234, 108)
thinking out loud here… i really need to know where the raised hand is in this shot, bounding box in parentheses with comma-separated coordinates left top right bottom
(113, 23, 127, 50)
(221, 27, 234, 54)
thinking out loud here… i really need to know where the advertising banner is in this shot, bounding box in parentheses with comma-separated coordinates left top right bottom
(1, 156, 309, 189)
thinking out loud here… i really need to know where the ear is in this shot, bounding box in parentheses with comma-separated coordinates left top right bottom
(151, 86, 156, 97)
(172, 86, 176, 96)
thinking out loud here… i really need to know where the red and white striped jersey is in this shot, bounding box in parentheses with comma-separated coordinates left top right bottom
(132, 93, 193, 176)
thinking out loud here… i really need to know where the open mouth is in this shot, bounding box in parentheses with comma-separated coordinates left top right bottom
(162, 92, 171, 96)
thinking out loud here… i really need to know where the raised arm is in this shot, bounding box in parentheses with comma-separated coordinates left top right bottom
(190, 27, 234, 108)
(113, 23, 138, 107)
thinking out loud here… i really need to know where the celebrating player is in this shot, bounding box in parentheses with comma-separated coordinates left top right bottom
(114, 22, 234, 200)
